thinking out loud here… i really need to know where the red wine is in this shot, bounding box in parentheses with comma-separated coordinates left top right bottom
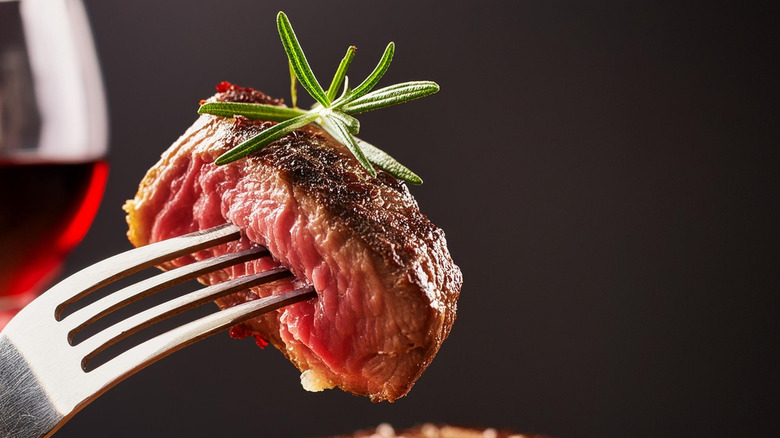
(0, 159, 108, 326)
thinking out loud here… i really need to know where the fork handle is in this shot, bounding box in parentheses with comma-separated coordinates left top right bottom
(0, 335, 63, 438)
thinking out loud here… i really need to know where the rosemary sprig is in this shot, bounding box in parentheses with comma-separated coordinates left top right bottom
(197, 11, 438, 184)
(326, 46, 356, 103)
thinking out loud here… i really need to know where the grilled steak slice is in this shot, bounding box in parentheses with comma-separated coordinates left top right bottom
(124, 83, 462, 402)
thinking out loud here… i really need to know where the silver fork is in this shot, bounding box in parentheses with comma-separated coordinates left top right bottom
(0, 223, 315, 438)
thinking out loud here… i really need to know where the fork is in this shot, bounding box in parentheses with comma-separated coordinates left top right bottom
(0, 223, 316, 438)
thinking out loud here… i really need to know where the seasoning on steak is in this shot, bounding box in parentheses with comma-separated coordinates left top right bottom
(123, 83, 462, 402)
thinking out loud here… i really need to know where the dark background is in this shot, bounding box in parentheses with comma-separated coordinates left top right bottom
(51, 1, 776, 437)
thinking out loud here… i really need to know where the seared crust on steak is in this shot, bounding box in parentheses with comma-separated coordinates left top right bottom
(124, 84, 461, 401)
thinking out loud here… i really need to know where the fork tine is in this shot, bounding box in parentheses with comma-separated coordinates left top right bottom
(53, 223, 242, 319)
(77, 268, 294, 370)
(0, 222, 317, 438)
(65, 245, 271, 342)
(82, 286, 316, 398)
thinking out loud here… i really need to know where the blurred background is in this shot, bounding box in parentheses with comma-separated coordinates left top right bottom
(12, 1, 777, 437)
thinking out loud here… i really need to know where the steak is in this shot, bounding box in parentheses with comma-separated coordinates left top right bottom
(124, 83, 462, 402)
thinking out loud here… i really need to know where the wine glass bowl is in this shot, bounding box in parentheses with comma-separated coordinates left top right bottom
(0, 0, 108, 328)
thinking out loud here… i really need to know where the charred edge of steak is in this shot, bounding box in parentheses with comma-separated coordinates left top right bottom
(212, 89, 449, 276)
(214, 81, 283, 106)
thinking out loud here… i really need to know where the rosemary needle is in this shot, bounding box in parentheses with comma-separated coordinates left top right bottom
(198, 11, 438, 184)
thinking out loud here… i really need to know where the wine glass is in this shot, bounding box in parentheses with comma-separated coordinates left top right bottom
(0, 0, 108, 328)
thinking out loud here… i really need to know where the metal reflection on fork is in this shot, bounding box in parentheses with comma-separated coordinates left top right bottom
(0, 223, 316, 438)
